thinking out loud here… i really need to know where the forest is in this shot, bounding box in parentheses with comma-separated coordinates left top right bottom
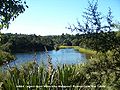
(1, 31, 120, 53)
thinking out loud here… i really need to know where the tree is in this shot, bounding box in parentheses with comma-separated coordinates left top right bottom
(0, 0, 28, 30)
(67, 0, 115, 52)
(72, 39, 80, 46)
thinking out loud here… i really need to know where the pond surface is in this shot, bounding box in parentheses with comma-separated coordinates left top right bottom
(1, 49, 86, 69)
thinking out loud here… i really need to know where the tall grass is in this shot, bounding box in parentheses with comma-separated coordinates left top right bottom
(59, 46, 96, 55)
(0, 62, 81, 89)
(59, 46, 96, 59)
(0, 61, 110, 89)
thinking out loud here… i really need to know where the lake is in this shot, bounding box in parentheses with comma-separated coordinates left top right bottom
(1, 48, 86, 69)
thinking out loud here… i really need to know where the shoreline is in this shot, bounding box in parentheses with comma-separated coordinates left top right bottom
(58, 46, 96, 58)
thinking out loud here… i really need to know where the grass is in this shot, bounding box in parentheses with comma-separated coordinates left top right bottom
(0, 61, 106, 90)
(59, 46, 96, 56)
(0, 61, 84, 90)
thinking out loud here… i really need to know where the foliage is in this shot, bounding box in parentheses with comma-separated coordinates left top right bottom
(0, 50, 15, 65)
(1, 31, 119, 53)
(0, 0, 28, 30)
(0, 0, 28, 65)
(67, 0, 116, 52)
(0, 33, 55, 53)
(68, 0, 114, 33)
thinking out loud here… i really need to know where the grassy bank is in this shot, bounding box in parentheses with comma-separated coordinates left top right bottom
(59, 46, 96, 55)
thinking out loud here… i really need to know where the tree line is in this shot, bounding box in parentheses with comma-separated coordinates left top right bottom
(0, 33, 54, 53)
(0, 31, 120, 53)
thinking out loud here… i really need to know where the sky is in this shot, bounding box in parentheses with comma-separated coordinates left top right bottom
(1, 0, 120, 36)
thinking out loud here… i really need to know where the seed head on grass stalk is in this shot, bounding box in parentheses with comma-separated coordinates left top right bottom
(44, 46, 53, 83)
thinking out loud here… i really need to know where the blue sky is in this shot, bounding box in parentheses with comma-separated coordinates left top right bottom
(1, 0, 120, 36)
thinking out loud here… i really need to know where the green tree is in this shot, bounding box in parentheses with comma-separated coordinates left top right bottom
(0, 0, 28, 30)
(72, 39, 80, 46)
(67, 0, 115, 52)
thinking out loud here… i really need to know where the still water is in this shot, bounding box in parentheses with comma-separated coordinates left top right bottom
(1, 49, 86, 69)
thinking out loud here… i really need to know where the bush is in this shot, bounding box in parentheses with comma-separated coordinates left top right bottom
(0, 50, 15, 65)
